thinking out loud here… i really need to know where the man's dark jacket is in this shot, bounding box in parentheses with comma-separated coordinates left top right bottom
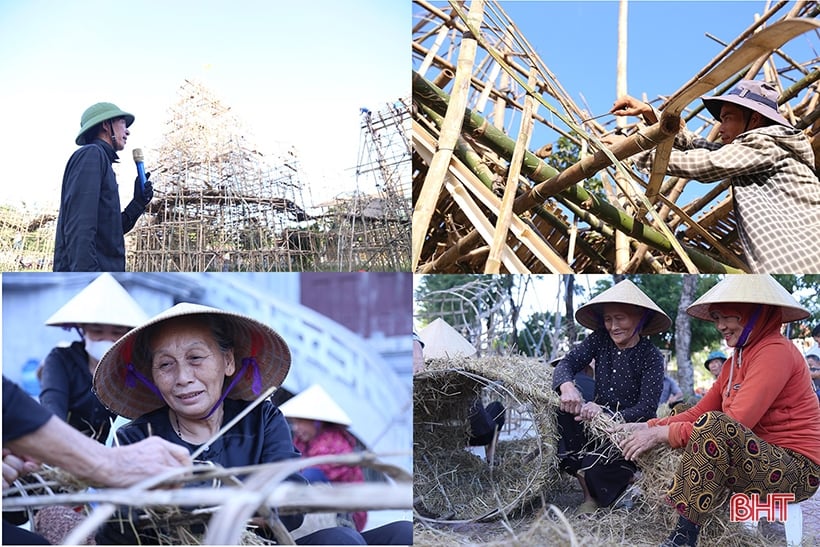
(53, 139, 145, 271)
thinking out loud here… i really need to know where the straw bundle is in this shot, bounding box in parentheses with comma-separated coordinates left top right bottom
(414, 355, 562, 522)
(577, 413, 782, 546)
(4, 454, 411, 546)
(415, 393, 787, 546)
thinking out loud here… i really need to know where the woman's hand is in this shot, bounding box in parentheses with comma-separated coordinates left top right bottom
(559, 382, 584, 415)
(617, 425, 669, 461)
(575, 401, 603, 422)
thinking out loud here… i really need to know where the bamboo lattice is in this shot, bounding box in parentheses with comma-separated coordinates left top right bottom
(412, 0, 820, 273)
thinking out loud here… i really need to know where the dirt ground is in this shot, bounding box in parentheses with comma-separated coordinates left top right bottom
(414, 478, 818, 546)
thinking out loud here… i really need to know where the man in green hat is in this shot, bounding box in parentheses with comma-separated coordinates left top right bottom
(53, 102, 154, 271)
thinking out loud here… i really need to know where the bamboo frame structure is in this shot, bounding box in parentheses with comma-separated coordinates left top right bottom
(0, 205, 55, 271)
(128, 80, 318, 272)
(5, 454, 411, 546)
(412, 0, 820, 273)
(315, 99, 412, 271)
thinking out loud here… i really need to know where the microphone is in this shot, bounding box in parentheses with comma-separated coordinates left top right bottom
(133, 148, 147, 192)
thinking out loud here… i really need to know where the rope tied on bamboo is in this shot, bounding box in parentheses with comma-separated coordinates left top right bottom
(635, 129, 665, 151)
(472, 118, 490, 137)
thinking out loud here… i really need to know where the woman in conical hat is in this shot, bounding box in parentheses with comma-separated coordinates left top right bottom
(552, 278, 671, 514)
(281, 384, 368, 532)
(32, 275, 148, 544)
(40, 273, 148, 442)
(616, 275, 820, 547)
(93, 302, 411, 546)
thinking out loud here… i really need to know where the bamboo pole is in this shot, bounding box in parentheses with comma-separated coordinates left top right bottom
(418, 24, 452, 78)
(412, 41, 585, 144)
(486, 67, 537, 273)
(614, 0, 630, 272)
(414, 72, 561, 182)
(414, 119, 570, 272)
(412, 0, 484, 271)
(418, 169, 742, 274)
(515, 115, 680, 210)
(660, 2, 789, 111)
(414, 72, 739, 272)
(780, 68, 820, 103)
(416, 107, 609, 267)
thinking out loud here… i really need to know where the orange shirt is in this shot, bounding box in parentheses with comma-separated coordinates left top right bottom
(649, 331, 820, 465)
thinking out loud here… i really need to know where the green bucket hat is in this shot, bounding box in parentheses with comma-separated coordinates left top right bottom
(76, 102, 134, 145)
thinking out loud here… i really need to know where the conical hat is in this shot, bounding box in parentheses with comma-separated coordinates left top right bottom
(418, 317, 477, 358)
(45, 273, 149, 328)
(93, 302, 291, 419)
(687, 274, 808, 323)
(279, 384, 352, 426)
(575, 279, 671, 335)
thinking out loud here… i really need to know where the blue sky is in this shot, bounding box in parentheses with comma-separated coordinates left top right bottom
(413, 0, 818, 207)
(501, 1, 817, 125)
(0, 0, 408, 209)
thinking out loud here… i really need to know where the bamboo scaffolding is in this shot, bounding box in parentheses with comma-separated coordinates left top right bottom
(412, 0, 820, 274)
(413, 74, 742, 274)
(413, 0, 484, 271)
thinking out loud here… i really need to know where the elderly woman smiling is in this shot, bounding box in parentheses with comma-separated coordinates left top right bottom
(92, 303, 411, 545)
(553, 279, 671, 515)
(615, 275, 820, 547)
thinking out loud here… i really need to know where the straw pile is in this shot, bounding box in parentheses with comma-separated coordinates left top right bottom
(415, 374, 789, 546)
(414, 355, 562, 522)
(5, 454, 411, 546)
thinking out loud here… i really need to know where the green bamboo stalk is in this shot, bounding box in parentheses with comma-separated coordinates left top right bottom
(555, 195, 615, 239)
(414, 71, 561, 183)
(417, 102, 496, 189)
(796, 103, 820, 130)
(411, 0, 484, 271)
(486, 67, 537, 273)
(414, 72, 741, 273)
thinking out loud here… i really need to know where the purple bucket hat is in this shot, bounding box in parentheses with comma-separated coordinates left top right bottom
(701, 80, 791, 128)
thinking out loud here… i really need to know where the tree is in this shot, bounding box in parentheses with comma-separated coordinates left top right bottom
(772, 274, 820, 339)
(563, 274, 577, 343)
(546, 136, 605, 195)
(518, 311, 554, 357)
(675, 275, 698, 397)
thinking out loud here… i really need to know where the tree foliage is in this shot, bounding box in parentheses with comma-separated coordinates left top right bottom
(517, 310, 555, 357)
(546, 136, 605, 195)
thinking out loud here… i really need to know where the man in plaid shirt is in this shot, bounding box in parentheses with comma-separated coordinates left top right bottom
(610, 80, 820, 273)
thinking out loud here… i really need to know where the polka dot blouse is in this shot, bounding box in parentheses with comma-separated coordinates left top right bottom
(552, 329, 664, 422)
